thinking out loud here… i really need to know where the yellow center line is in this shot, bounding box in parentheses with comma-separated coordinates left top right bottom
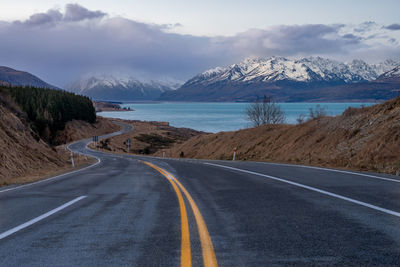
(141, 160, 218, 267)
(142, 161, 192, 267)
(172, 178, 218, 267)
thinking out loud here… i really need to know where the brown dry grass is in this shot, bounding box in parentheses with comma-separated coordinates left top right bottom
(53, 117, 121, 145)
(3, 152, 97, 186)
(88, 119, 203, 155)
(0, 93, 120, 187)
(160, 97, 400, 175)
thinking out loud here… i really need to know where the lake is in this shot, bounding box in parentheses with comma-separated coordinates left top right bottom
(98, 102, 374, 133)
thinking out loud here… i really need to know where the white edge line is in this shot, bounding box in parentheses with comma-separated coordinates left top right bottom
(259, 162, 400, 183)
(124, 155, 399, 184)
(0, 143, 101, 195)
(0, 196, 87, 240)
(204, 163, 400, 218)
(0, 121, 132, 194)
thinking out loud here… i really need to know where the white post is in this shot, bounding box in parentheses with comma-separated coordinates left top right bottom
(126, 138, 131, 153)
(70, 151, 75, 167)
(233, 147, 237, 161)
(163, 151, 166, 158)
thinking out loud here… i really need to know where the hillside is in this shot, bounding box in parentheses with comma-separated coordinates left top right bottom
(87, 119, 204, 155)
(160, 57, 400, 102)
(159, 97, 400, 174)
(0, 66, 57, 89)
(2, 86, 96, 144)
(0, 88, 120, 186)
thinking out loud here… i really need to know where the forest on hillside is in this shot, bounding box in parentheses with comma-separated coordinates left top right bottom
(0, 86, 96, 143)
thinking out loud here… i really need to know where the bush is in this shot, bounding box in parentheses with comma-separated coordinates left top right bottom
(308, 104, 327, 120)
(245, 95, 285, 126)
(296, 114, 306, 124)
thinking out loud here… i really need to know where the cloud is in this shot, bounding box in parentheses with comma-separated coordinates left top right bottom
(385, 24, 400, 31)
(18, 9, 63, 26)
(354, 21, 378, 33)
(14, 3, 106, 26)
(64, 3, 106, 21)
(0, 4, 399, 87)
(214, 24, 363, 58)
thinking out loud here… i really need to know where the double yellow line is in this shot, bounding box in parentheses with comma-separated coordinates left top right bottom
(142, 161, 218, 267)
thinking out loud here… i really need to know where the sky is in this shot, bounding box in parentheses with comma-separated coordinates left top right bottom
(0, 1, 399, 87)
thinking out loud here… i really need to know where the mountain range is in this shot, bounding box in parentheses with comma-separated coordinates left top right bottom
(160, 57, 400, 102)
(1, 56, 399, 102)
(65, 75, 181, 102)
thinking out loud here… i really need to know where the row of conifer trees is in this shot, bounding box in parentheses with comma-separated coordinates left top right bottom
(1, 86, 96, 143)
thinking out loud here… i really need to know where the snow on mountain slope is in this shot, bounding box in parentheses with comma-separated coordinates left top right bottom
(184, 56, 399, 87)
(66, 75, 182, 101)
(378, 66, 400, 79)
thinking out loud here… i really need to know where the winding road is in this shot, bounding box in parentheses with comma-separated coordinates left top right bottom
(1, 122, 400, 266)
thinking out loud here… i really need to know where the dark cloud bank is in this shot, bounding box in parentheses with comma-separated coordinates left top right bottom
(0, 4, 399, 87)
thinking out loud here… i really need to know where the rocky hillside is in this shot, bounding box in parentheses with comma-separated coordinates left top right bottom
(160, 57, 400, 102)
(160, 97, 400, 174)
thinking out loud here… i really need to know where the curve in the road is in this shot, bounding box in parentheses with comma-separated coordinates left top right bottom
(142, 161, 192, 267)
(143, 160, 218, 267)
(3, 121, 400, 265)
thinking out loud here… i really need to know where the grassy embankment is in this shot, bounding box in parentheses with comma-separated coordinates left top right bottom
(88, 119, 203, 155)
(0, 86, 120, 186)
(158, 97, 400, 174)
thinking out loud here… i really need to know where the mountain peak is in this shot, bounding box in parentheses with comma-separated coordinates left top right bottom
(65, 74, 181, 101)
(187, 56, 400, 86)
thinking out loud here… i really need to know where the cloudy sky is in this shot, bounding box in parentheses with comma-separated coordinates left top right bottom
(0, 0, 399, 87)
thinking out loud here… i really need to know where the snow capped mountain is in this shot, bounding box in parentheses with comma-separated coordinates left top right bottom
(185, 56, 399, 87)
(377, 65, 400, 80)
(372, 60, 400, 77)
(66, 75, 182, 101)
(160, 56, 400, 102)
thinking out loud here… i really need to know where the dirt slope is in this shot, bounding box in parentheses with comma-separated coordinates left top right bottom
(54, 117, 120, 145)
(160, 97, 400, 174)
(89, 119, 203, 155)
(0, 93, 120, 186)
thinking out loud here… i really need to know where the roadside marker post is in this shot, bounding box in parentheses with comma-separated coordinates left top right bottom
(70, 151, 75, 168)
(162, 151, 166, 158)
(92, 136, 99, 149)
(126, 138, 131, 153)
(233, 147, 237, 161)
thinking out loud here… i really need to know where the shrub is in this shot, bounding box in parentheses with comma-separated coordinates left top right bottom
(245, 95, 285, 126)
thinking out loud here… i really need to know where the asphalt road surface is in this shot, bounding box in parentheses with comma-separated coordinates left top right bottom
(1, 122, 400, 266)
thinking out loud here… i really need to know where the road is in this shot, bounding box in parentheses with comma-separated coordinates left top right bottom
(1, 123, 400, 266)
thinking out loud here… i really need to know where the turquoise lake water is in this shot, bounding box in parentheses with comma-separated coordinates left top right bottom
(98, 102, 374, 133)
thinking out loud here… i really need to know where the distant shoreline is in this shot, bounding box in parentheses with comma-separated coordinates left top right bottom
(98, 101, 376, 133)
(93, 101, 134, 112)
